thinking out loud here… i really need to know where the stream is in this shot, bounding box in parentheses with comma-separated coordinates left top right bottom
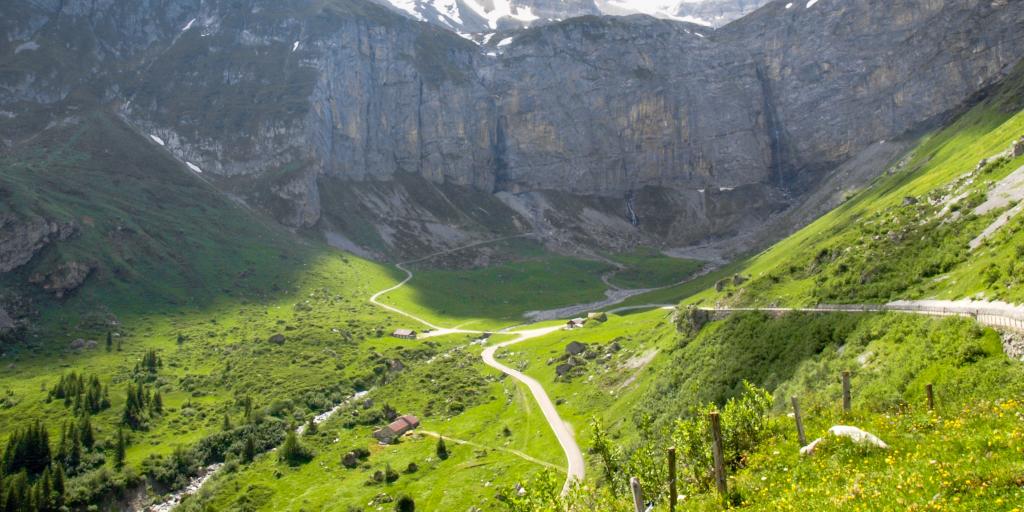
(142, 390, 369, 511)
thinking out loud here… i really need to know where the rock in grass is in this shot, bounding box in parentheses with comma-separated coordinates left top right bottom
(801, 426, 889, 456)
(828, 425, 889, 449)
(565, 341, 587, 356)
(799, 438, 824, 456)
(268, 333, 286, 345)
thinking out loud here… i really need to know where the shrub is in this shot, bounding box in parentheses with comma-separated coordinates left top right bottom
(277, 432, 312, 466)
(672, 382, 775, 492)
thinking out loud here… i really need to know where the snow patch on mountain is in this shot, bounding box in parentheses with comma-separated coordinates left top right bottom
(601, 0, 713, 26)
(369, 0, 768, 33)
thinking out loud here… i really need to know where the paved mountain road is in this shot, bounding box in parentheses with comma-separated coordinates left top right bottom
(369, 236, 585, 495)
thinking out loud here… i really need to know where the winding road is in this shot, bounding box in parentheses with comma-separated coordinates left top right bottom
(370, 239, 1024, 497)
(369, 236, 586, 495)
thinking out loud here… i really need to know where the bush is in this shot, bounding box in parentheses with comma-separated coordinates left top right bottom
(672, 382, 774, 492)
(395, 495, 415, 511)
(278, 432, 313, 466)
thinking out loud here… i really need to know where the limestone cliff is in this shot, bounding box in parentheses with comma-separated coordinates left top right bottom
(3, 0, 1024, 258)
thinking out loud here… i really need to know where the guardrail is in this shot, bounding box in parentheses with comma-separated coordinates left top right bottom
(695, 304, 1024, 332)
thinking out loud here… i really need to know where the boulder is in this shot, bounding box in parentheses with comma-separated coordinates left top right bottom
(587, 312, 608, 322)
(1013, 137, 1024, 158)
(799, 437, 824, 456)
(69, 338, 86, 350)
(902, 196, 919, 206)
(565, 341, 587, 356)
(828, 425, 889, 449)
(555, 364, 573, 377)
(341, 451, 358, 468)
(267, 333, 286, 345)
(0, 307, 13, 331)
(0, 214, 77, 274)
(802, 425, 889, 456)
(29, 261, 93, 298)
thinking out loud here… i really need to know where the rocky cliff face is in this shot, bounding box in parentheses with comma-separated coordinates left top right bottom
(3, 0, 1024, 259)
(0, 213, 77, 274)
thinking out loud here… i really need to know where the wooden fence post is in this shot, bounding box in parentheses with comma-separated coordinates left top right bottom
(709, 411, 728, 506)
(842, 370, 852, 413)
(668, 447, 677, 512)
(791, 396, 807, 446)
(630, 477, 644, 512)
(926, 383, 935, 411)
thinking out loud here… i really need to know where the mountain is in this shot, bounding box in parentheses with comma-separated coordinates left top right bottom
(3, 0, 1024, 263)
(365, 0, 769, 34)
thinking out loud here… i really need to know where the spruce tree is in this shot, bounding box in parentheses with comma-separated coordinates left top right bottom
(278, 431, 310, 466)
(105, 331, 112, 352)
(305, 416, 317, 436)
(114, 429, 126, 469)
(242, 436, 256, 463)
(435, 437, 449, 461)
(51, 464, 65, 499)
(222, 413, 232, 432)
(151, 391, 163, 415)
(79, 416, 94, 450)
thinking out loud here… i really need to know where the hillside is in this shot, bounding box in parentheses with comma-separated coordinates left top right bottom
(687, 60, 1024, 308)
(491, 57, 1024, 511)
(0, 109, 617, 510)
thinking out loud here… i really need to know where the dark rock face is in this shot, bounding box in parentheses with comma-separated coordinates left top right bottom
(4, 0, 1024, 258)
(0, 213, 77, 274)
(0, 307, 13, 332)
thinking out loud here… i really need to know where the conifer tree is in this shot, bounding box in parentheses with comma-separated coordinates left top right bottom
(150, 391, 163, 415)
(243, 436, 256, 463)
(222, 413, 232, 432)
(106, 331, 113, 352)
(435, 437, 449, 461)
(114, 429, 126, 469)
(278, 431, 311, 466)
(78, 416, 94, 450)
(305, 416, 317, 436)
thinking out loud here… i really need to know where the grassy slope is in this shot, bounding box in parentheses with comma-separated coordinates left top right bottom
(603, 249, 704, 290)
(501, 66, 1024, 510)
(0, 112, 411, 470)
(680, 313, 1024, 511)
(494, 309, 679, 477)
(382, 239, 614, 331)
(189, 347, 563, 511)
(0, 111, 604, 510)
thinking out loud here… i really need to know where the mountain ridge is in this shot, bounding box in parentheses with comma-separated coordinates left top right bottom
(3, 0, 1024, 261)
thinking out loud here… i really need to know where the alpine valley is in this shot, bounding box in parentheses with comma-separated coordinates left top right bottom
(2, 0, 1024, 511)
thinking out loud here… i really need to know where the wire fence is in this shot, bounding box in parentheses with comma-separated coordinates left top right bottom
(696, 304, 1024, 333)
